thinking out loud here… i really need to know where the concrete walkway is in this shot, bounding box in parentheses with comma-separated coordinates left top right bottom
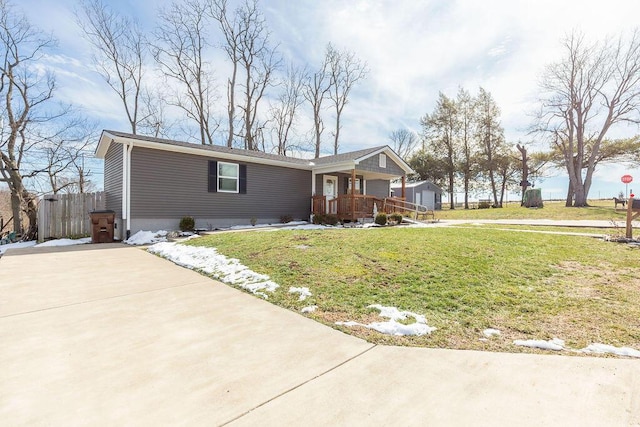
(1, 244, 639, 426)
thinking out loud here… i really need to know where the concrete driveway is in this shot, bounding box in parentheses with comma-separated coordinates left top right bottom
(1, 244, 639, 426)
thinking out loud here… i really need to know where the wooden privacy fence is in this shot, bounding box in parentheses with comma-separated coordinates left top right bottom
(37, 192, 106, 242)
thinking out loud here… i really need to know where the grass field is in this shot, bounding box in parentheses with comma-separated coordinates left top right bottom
(436, 199, 629, 221)
(451, 224, 621, 236)
(184, 226, 640, 355)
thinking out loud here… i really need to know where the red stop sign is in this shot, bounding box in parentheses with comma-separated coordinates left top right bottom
(622, 174, 633, 184)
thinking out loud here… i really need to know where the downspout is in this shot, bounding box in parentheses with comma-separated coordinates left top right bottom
(121, 142, 127, 239)
(126, 143, 132, 239)
(121, 142, 133, 240)
(311, 170, 316, 221)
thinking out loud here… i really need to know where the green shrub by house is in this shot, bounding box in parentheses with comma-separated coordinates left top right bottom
(179, 216, 195, 232)
(375, 212, 387, 226)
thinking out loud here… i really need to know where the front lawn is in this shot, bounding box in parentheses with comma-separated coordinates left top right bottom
(183, 227, 640, 355)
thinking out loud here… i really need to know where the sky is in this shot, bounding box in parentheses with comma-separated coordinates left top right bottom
(17, 0, 640, 199)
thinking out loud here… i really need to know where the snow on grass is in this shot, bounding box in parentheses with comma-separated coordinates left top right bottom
(289, 286, 312, 300)
(125, 230, 168, 245)
(579, 343, 640, 358)
(0, 240, 37, 254)
(513, 338, 565, 351)
(336, 304, 436, 336)
(483, 328, 501, 338)
(1, 237, 91, 255)
(301, 305, 317, 313)
(226, 221, 308, 231)
(147, 242, 278, 298)
(35, 237, 92, 247)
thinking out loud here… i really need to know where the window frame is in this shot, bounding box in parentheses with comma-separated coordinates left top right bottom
(217, 161, 240, 193)
(379, 153, 387, 168)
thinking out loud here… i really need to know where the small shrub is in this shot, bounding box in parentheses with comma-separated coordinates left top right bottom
(280, 214, 294, 223)
(312, 213, 338, 225)
(179, 216, 195, 232)
(374, 212, 387, 226)
(478, 200, 491, 209)
(389, 213, 403, 224)
(250, 217, 258, 226)
(324, 214, 339, 226)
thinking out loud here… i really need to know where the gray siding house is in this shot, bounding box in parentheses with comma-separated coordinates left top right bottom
(390, 180, 443, 210)
(96, 130, 413, 238)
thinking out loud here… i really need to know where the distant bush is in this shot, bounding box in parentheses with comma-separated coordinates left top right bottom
(478, 200, 491, 209)
(280, 214, 294, 223)
(374, 212, 387, 226)
(389, 213, 403, 224)
(179, 216, 195, 232)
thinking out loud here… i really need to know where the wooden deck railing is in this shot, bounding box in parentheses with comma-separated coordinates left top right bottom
(382, 197, 435, 220)
(311, 195, 435, 222)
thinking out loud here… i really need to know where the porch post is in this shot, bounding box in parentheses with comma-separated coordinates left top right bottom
(401, 175, 406, 199)
(311, 172, 316, 220)
(351, 168, 356, 221)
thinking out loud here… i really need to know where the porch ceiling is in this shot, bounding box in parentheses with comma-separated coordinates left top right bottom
(315, 167, 403, 180)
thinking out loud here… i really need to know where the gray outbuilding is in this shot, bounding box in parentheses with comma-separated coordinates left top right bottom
(390, 180, 442, 210)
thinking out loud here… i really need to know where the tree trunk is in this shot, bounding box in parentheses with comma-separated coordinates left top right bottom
(464, 175, 469, 209)
(22, 189, 37, 241)
(448, 169, 455, 210)
(10, 191, 21, 233)
(565, 182, 574, 207)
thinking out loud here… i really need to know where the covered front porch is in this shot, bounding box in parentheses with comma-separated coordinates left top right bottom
(311, 168, 408, 222)
(309, 145, 415, 222)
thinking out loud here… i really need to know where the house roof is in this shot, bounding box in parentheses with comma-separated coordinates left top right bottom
(95, 130, 414, 175)
(391, 180, 442, 191)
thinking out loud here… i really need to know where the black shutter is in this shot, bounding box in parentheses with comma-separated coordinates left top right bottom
(239, 164, 247, 194)
(344, 177, 349, 194)
(208, 160, 217, 192)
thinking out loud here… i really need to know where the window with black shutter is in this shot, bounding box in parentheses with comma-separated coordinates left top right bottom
(208, 160, 246, 194)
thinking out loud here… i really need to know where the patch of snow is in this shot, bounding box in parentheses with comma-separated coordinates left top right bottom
(301, 305, 317, 313)
(0, 240, 37, 254)
(579, 343, 640, 358)
(35, 237, 92, 247)
(289, 286, 312, 301)
(336, 304, 436, 336)
(147, 242, 278, 298)
(125, 230, 168, 245)
(226, 221, 308, 231)
(294, 244, 310, 249)
(513, 338, 565, 351)
(483, 328, 501, 338)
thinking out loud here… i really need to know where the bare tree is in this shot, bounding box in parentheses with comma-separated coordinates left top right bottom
(0, 0, 57, 239)
(210, 0, 280, 150)
(209, 0, 239, 147)
(40, 126, 93, 194)
(270, 65, 306, 155)
(456, 88, 479, 209)
(534, 30, 640, 207)
(421, 92, 459, 209)
(327, 43, 368, 154)
(76, 0, 146, 134)
(304, 52, 332, 158)
(152, 0, 218, 145)
(388, 128, 418, 159)
(476, 87, 506, 207)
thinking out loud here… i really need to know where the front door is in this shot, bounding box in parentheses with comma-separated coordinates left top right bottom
(323, 175, 338, 213)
